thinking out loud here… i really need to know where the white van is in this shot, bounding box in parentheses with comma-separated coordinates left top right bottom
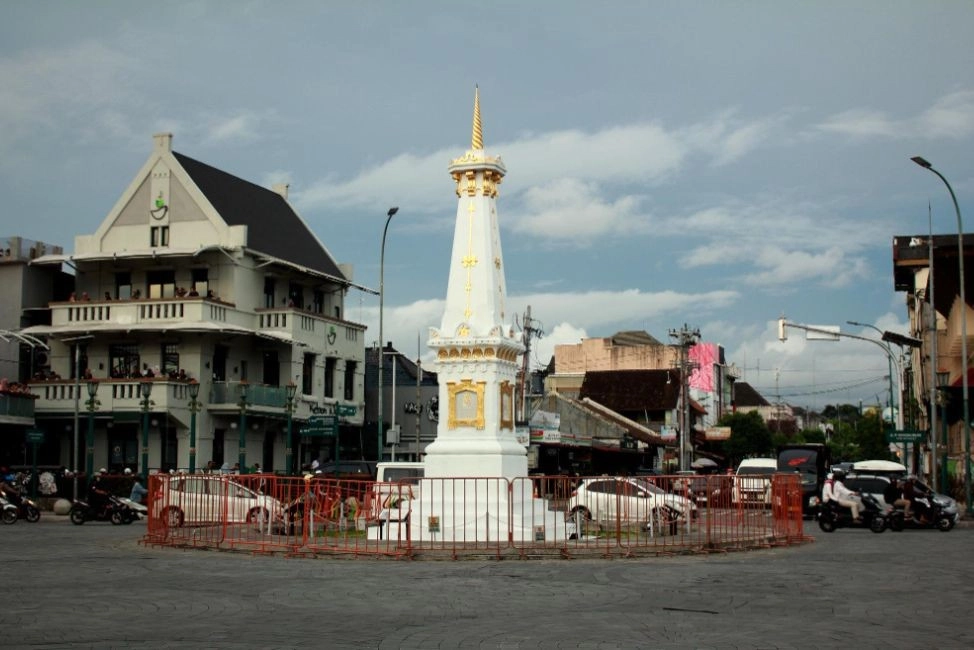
(732, 458, 778, 506)
(373, 462, 425, 508)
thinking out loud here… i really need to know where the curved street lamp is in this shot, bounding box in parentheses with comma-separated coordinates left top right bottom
(85, 380, 99, 478)
(187, 380, 202, 473)
(284, 382, 297, 475)
(139, 380, 153, 478)
(911, 155, 971, 516)
(378, 206, 399, 461)
(238, 381, 249, 474)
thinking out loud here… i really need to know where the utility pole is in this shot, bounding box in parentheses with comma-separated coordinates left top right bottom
(669, 324, 701, 471)
(517, 306, 543, 421)
(415, 331, 422, 462)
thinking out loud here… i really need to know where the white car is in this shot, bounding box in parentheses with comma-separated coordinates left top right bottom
(161, 475, 282, 527)
(566, 477, 696, 526)
(732, 458, 778, 506)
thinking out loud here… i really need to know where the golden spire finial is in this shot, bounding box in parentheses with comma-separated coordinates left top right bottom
(471, 85, 483, 150)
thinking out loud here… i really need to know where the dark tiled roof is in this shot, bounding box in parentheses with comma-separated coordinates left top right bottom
(733, 382, 770, 407)
(174, 152, 346, 281)
(609, 330, 664, 346)
(579, 369, 680, 411)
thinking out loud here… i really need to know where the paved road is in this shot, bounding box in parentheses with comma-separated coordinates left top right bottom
(2, 515, 971, 649)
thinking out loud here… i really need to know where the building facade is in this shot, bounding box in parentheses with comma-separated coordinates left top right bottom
(22, 134, 370, 476)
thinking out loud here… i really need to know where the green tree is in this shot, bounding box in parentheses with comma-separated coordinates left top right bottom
(718, 411, 773, 467)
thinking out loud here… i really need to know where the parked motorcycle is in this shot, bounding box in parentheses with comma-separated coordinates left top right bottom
(888, 497, 957, 532)
(1, 496, 18, 524)
(817, 492, 888, 533)
(69, 495, 138, 525)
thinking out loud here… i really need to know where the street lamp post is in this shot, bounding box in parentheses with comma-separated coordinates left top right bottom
(84, 380, 99, 478)
(284, 382, 297, 475)
(139, 380, 153, 478)
(847, 321, 896, 433)
(911, 155, 971, 516)
(378, 206, 399, 462)
(187, 380, 201, 473)
(238, 382, 249, 474)
(937, 370, 951, 491)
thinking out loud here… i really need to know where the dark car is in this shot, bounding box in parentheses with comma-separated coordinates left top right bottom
(314, 461, 376, 481)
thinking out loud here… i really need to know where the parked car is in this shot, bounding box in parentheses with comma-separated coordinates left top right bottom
(672, 474, 726, 507)
(732, 458, 778, 506)
(566, 477, 696, 527)
(161, 475, 283, 527)
(314, 461, 377, 481)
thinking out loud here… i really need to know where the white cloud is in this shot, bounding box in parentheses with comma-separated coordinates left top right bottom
(203, 112, 266, 145)
(511, 179, 647, 242)
(817, 90, 974, 141)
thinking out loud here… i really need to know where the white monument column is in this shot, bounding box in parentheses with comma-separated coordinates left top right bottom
(424, 87, 527, 480)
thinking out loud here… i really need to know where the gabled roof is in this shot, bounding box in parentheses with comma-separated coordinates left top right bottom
(174, 152, 346, 281)
(579, 369, 680, 411)
(733, 381, 770, 407)
(609, 330, 664, 347)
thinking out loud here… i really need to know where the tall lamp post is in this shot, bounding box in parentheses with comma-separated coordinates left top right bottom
(378, 206, 399, 461)
(84, 380, 99, 478)
(937, 370, 951, 491)
(284, 382, 297, 475)
(238, 381, 249, 474)
(911, 155, 971, 516)
(139, 380, 153, 478)
(187, 380, 201, 473)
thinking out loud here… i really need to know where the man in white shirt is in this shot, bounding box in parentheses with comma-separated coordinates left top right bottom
(831, 470, 862, 521)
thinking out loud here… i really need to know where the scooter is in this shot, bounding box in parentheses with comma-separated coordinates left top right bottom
(117, 497, 148, 521)
(0, 496, 18, 524)
(888, 497, 957, 532)
(817, 492, 888, 533)
(11, 495, 42, 522)
(69, 495, 138, 525)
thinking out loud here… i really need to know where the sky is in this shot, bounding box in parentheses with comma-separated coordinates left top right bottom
(3, 1, 973, 412)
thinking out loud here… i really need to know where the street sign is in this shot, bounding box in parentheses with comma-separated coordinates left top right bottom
(300, 414, 337, 437)
(336, 404, 357, 417)
(25, 429, 45, 444)
(885, 430, 925, 443)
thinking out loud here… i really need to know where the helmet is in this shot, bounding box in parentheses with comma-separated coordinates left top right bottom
(98, 468, 108, 474)
(123, 468, 132, 475)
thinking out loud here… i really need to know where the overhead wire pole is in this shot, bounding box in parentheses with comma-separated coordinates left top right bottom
(669, 324, 701, 471)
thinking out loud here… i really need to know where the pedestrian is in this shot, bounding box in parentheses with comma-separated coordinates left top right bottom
(129, 475, 148, 505)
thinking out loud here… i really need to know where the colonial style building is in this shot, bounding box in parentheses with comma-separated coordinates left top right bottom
(23, 134, 370, 475)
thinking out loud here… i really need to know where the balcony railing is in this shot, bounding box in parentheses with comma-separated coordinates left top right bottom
(0, 392, 36, 419)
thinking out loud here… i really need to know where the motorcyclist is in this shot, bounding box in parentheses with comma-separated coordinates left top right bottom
(129, 475, 149, 505)
(821, 472, 835, 504)
(830, 470, 862, 521)
(87, 471, 111, 517)
(902, 475, 930, 523)
(0, 471, 23, 509)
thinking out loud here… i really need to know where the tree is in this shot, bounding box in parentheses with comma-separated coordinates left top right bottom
(718, 411, 773, 467)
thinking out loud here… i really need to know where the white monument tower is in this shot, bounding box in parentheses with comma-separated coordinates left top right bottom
(424, 87, 527, 480)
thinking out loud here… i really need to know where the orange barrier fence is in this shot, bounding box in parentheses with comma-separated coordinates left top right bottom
(142, 472, 808, 559)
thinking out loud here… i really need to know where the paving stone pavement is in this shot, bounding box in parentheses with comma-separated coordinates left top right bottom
(2, 514, 972, 649)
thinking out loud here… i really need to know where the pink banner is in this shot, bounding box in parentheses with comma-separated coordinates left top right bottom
(689, 342, 717, 392)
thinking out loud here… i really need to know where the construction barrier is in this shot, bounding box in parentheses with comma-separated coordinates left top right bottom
(142, 472, 808, 559)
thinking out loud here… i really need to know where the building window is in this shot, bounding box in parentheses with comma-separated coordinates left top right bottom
(161, 343, 179, 378)
(115, 272, 131, 300)
(324, 357, 336, 398)
(302, 353, 315, 395)
(263, 277, 275, 309)
(191, 269, 208, 297)
(150, 225, 169, 247)
(288, 282, 304, 309)
(110, 344, 140, 378)
(147, 270, 176, 299)
(343, 360, 356, 401)
(312, 290, 324, 314)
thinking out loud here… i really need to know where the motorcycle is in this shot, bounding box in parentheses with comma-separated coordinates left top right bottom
(12, 495, 42, 522)
(888, 496, 957, 532)
(69, 495, 139, 525)
(1, 496, 18, 525)
(817, 492, 888, 533)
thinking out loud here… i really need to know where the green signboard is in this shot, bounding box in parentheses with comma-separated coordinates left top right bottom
(25, 429, 45, 444)
(300, 414, 337, 437)
(885, 430, 925, 443)
(336, 404, 357, 417)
